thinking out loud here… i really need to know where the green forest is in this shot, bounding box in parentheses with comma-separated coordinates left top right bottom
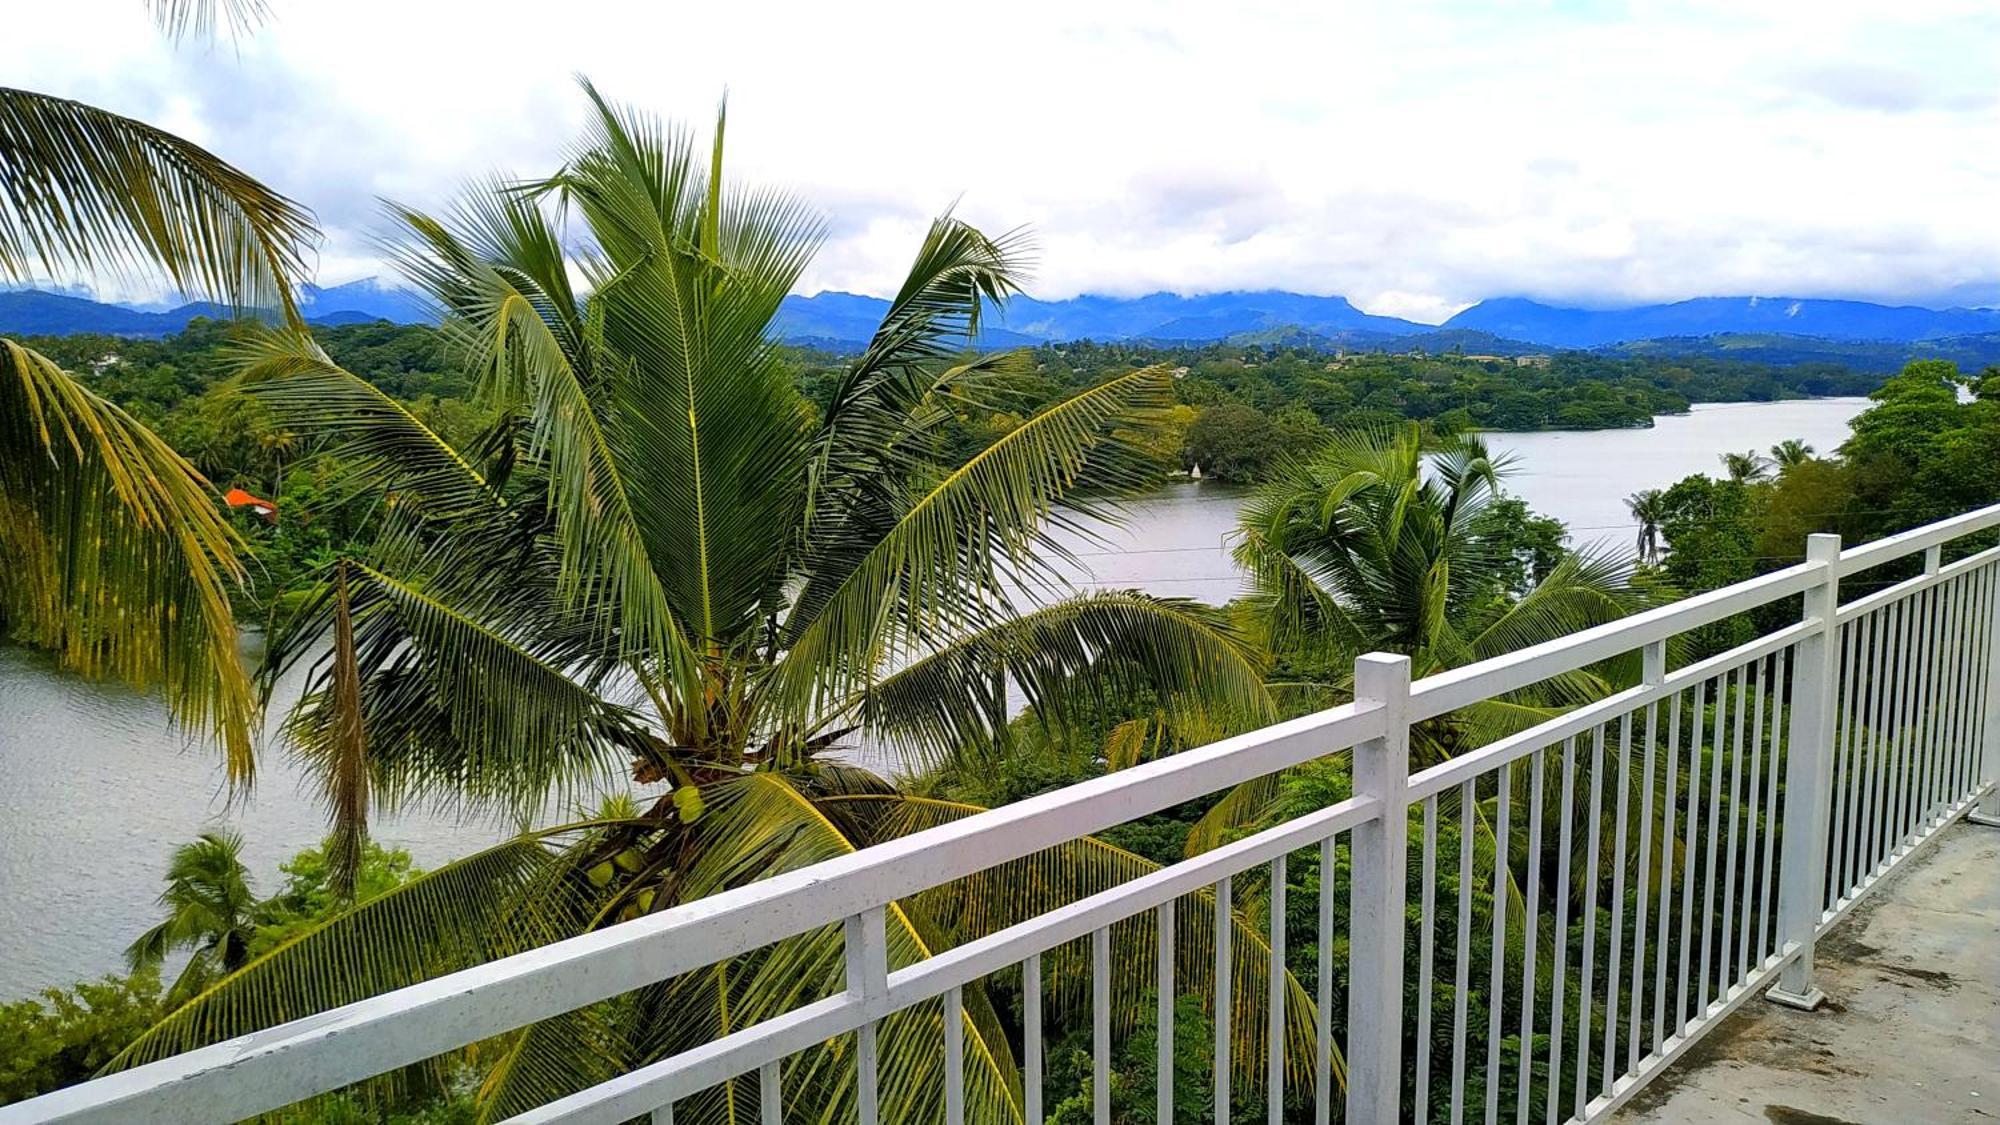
(7, 317, 1901, 638)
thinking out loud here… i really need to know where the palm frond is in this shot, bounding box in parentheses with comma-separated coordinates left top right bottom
(382, 187, 706, 706)
(814, 216, 1033, 466)
(231, 327, 501, 519)
(324, 562, 370, 900)
(0, 87, 313, 321)
(858, 590, 1273, 772)
(279, 561, 646, 818)
(0, 340, 255, 779)
(549, 80, 821, 649)
(775, 365, 1179, 716)
(145, 0, 270, 40)
(105, 825, 616, 1072)
(623, 774, 1027, 1124)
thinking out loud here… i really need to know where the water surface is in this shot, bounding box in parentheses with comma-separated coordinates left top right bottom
(0, 396, 1871, 997)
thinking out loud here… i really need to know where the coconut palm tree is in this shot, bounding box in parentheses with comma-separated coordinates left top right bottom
(1, 1, 317, 781)
(1627, 488, 1666, 565)
(1721, 450, 1772, 483)
(107, 89, 1316, 1121)
(1200, 423, 1651, 848)
(125, 831, 260, 1002)
(1769, 438, 1814, 471)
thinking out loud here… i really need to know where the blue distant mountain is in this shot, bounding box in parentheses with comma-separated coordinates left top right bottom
(773, 289, 1432, 348)
(298, 278, 437, 325)
(0, 278, 439, 338)
(8, 280, 2000, 357)
(1442, 296, 2000, 349)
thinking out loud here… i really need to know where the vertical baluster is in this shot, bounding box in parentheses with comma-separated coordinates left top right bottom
(1910, 580, 1938, 836)
(1973, 567, 1994, 804)
(1864, 606, 1893, 879)
(1573, 727, 1604, 1122)
(1485, 761, 1511, 1125)
(1949, 572, 1978, 806)
(1905, 589, 1931, 844)
(1945, 571, 1974, 813)
(1518, 748, 1545, 1124)
(1976, 564, 1992, 800)
(1416, 805, 1438, 1125)
(1952, 572, 1977, 804)
(653, 1103, 674, 1125)
(1770, 533, 1840, 1011)
(1093, 927, 1111, 1125)
(1159, 900, 1174, 1125)
(1933, 572, 1957, 822)
(1892, 592, 1921, 849)
(845, 910, 887, 1125)
(1026, 952, 1043, 1125)
(1969, 566, 1997, 805)
(1652, 691, 1683, 1054)
(1452, 778, 1475, 1125)
(1833, 619, 1864, 903)
(1215, 875, 1232, 1125)
(1347, 653, 1411, 1124)
(1876, 600, 1905, 870)
(761, 1061, 783, 1125)
(1721, 661, 1749, 985)
(1601, 713, 1632, 1094)
(1698, 671, 1728, 1014)
(1549, 737, 1577, 1124)
(1975, 563, 2000, 826)
(1675, 680, 1707, 1036)
(1738, 657, 1768, 973)
(1758, 650, 1786, 960)
(1631, 675, 1662, 1071)
(1267, 856, 1285, 1125)
(1930, 573, 1957, 824)
(1315, 838, 1335, 1125)
(946, 986, 964, 1125)
(1925, 572, 1951, 825)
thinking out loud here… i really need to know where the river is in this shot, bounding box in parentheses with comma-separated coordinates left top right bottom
(0, 397, 1870, 998)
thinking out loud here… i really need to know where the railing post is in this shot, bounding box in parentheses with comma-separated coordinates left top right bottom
(1973, 556, 2000, 828)
(845, 908, 888, 1125)
(1345, 653, 1411, 1122)
(1769, 533, 1840, 1010)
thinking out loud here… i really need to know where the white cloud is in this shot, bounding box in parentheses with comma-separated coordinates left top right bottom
(11, 0, 2000, 320)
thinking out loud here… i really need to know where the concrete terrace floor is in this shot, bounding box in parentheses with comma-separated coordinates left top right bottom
(1613, 820, 1999, 1125)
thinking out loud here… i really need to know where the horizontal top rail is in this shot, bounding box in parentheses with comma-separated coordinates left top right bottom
(3, 696, 1385, 1124)
(509, 794, 1381, 1124)
(1408, 618, 1815, 801)
(1408, 562, 1817, 722)
(1836, 542, 2000, 625)
(12, 500, 2000, 1125)
(1834, 500, 2000, 578)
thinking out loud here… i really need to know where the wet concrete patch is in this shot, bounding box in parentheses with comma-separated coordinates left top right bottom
(1764, 1106, 1864, 1125)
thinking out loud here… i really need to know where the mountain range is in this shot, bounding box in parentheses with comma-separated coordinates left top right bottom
(7, 282, 2000, 363)
(0, 279, 434, 337)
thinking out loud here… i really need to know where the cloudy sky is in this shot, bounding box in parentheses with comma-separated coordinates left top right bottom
(15, 0, 2000, 322)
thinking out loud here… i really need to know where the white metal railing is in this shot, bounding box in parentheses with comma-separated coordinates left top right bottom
(8, 505, 2000, 1124)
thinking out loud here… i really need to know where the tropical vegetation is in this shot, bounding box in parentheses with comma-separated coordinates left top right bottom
(0, 0, 321, 782)
(1644, 359, 2000, 655)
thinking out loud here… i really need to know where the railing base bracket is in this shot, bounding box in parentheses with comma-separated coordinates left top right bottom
(1764, 985, 1827, 1012)
(1965, 811, 2000, 829)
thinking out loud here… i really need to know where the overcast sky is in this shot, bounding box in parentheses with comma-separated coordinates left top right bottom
(15, 0, 2000, 322)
